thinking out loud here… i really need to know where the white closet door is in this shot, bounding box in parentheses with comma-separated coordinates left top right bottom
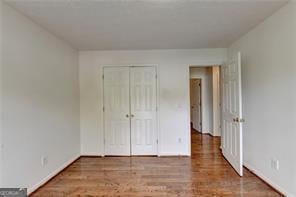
(104, 67, 130, 155)
(130, 67, 157, 155)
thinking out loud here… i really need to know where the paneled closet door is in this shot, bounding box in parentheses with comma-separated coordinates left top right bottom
(103, 67, 131, 156)
(130, 67, 158, 155)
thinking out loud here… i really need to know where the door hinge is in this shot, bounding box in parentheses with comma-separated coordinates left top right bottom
(155, 74, 157, 79)
(156, 139, 159, 144)
(103, 106, 105, 112)
(102, 75, 104, 80)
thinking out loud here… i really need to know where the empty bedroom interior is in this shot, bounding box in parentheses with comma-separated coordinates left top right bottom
(0, 0, 295, 196)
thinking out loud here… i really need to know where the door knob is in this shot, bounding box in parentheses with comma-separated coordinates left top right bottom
(131, 114, 135, 118)
(233, 117, 245, 123)
(125, 114, 129, 118)
(239, 118, 245, 123)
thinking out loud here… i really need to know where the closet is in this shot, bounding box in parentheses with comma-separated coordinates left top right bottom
(103, 66, 157, 156)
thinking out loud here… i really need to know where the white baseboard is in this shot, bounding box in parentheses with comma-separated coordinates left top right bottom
(80, 151, 103, 156)
(244, 162, 294, 197)
(80, 154, 103, 157)
(158, 154, 190, 157)
(28, 154, 80, 195)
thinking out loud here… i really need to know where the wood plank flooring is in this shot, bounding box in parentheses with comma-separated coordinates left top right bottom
(31, 131, 282, 196)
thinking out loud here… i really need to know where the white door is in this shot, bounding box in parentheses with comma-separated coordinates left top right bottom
(103, 67, 131, 155)
(221, 52, 243, 176)
(190, 79, 202, 132)
(130, 67, 158, 155)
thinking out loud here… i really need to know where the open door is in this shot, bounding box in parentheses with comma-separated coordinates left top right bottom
(190, 79, 202, 132)
(221, 52, 243, 176)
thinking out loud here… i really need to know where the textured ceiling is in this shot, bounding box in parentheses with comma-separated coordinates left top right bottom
(6, 0, 288, 50)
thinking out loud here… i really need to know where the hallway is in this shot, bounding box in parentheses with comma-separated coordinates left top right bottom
(32, 131, 281, 196)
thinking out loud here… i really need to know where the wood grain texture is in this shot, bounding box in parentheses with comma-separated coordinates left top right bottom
(31, 131, 282, 196)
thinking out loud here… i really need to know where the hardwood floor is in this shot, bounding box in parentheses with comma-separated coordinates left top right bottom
(31, 131, 282, 196)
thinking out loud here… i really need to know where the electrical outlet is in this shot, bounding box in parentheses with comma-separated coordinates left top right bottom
(271, 159, 275, 169)
(41, 156, 48, 166)
(271, 159, 279, 170)
(275, 160, 280, 170)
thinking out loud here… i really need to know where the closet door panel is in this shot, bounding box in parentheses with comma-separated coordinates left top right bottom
(130, 67, 157, 155)
(104, 67, 130, 155)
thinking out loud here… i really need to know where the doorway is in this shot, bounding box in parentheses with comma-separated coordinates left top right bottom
(190, 66, 220, 136)
(189, 52, 243, 176)
(103, 66, 158, 156)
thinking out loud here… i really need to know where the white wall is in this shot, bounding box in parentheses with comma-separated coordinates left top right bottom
(1, 2, 80, 192)
(292, 2, 296, 195)
(230, 1, 296, 196)
(0, 0, 3, 186)
(79, 49, 227, 156)
(190, 67, 213, 134)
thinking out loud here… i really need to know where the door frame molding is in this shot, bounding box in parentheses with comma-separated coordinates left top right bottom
(101, 65, 160, 156)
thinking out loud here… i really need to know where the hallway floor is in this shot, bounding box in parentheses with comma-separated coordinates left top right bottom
(32, 131, 281, 196)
